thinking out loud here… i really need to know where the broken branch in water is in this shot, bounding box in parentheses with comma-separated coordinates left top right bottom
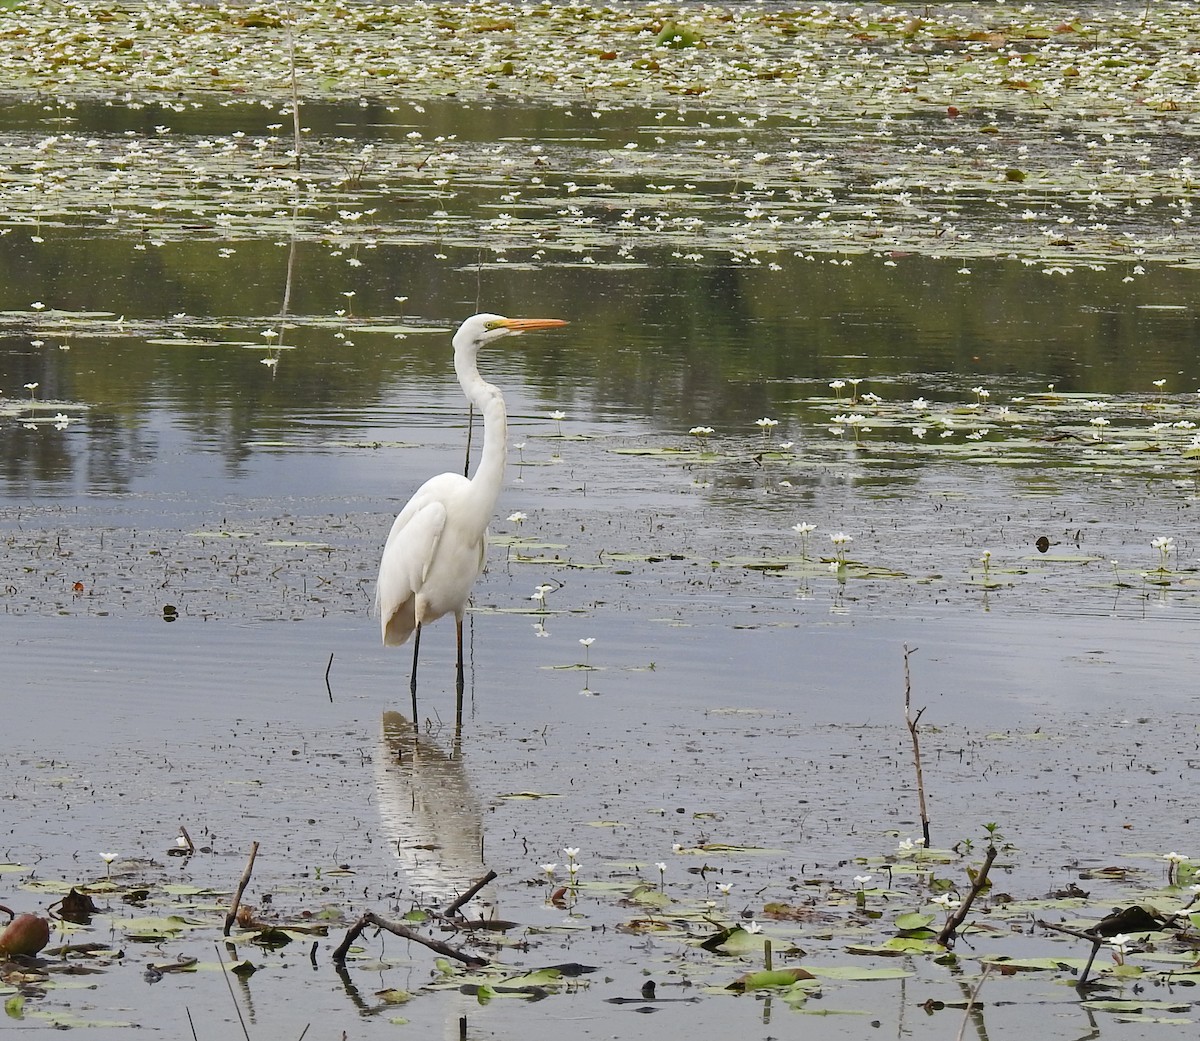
(332, 911, 488, 968)
(443, 870, 498, 918)
(902, 644, 931, 848)
(171, 825, 195, 857)
(1038, 919, 1107, 984)
(223, 841, 259, 937)
(936, 844, 998, 947)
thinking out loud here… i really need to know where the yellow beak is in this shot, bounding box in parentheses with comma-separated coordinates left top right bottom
(498, 317, 568, 332)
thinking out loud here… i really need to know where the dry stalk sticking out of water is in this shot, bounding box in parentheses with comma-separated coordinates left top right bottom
(224, 841, 260, 936)
(902, 644, 932, 848)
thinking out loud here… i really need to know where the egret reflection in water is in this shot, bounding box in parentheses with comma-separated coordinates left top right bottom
(376, 711, 492, 918)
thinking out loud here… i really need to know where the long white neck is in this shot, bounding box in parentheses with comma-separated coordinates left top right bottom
(454, 348, 506, 508)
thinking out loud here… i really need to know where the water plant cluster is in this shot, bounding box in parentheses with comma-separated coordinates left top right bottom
(5, 731, 1200, 1030)
(671, 376, 1200, 471)
(0, 1, 1198, 272)
(4, 368, 1199, 628)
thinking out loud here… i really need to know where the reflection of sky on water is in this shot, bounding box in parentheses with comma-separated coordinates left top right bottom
(4, 375, 649, 504)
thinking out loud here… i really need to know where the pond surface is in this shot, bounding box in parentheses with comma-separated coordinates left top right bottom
(4, 3, 1200, 1038)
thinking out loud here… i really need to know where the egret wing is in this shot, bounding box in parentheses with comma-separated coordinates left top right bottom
(375, 499, 448, 646)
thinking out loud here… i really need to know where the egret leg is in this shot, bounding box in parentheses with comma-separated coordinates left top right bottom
(455, 616, 465, 726)
(410, 623, 422, 719)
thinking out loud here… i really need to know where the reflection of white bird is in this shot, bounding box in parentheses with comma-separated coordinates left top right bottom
(374, 313, 567, 711)
(376, 712, 490, 916)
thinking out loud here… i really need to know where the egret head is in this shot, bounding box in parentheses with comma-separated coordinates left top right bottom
(453, 313, 567, 354)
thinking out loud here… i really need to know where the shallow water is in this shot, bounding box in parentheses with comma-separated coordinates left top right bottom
(5, 4, 1200, 1036)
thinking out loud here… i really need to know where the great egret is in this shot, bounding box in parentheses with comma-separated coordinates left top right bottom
(375, 313, 568, 714)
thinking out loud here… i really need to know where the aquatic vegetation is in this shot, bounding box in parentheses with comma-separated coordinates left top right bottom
(0, 2, 1198, 278)
(6, 6, 1200, 1033)
(829, 531, 853, 564)
(1152, 535, 1176, 572)
(1164, 851, 1191, 885)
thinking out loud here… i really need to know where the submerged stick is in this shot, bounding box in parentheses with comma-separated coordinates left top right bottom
(332, 911, 488, 968)
(936, 844, 998, 947)
(902, 644, 931, 848)
(223, 841, 260, 936)
(444, 870, 498, 918)
(1037, 920, 1106, 985)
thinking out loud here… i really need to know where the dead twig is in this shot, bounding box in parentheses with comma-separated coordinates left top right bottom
(444, 870, 498, 918)
(332, 911, 488, 968)
(936, 844, 998, 947)
(224, 841, 259, 937)
(902, 644, 931, 848)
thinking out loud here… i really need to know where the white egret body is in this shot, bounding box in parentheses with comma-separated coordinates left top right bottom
(375, 313, 567, 711)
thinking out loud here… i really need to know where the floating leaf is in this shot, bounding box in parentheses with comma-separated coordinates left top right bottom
(894, 912, 937, 933)
(727, 967, 816, 992)
(979, 955, 1093, 972)
(497, 968, 564, 987)
(1082, 1000, 1192, 1014)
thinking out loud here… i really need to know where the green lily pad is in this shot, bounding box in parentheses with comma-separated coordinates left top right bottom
(727, 967, 817, 992)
